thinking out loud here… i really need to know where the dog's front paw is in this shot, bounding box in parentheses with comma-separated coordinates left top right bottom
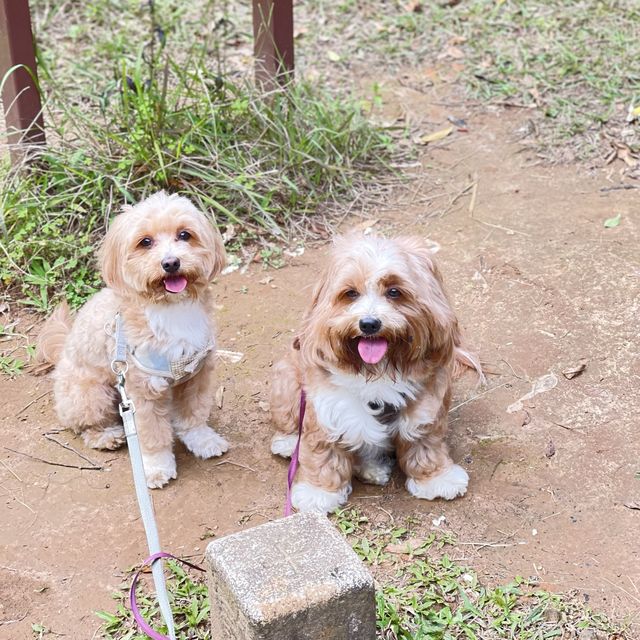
(270, 433, 299, 458)
(291, 482, 351, 514)
(406, 464, 468, 500)
(355, 456, 393, 486)
(81, 425, 126, 450)
(179, 426, 229, 459)
(142, 450, 177, 489)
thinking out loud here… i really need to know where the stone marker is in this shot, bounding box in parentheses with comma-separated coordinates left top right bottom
(206, 511, 376, 639)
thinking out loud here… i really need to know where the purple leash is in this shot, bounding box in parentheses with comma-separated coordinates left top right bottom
(130, 552, 205, 640)
(284, 389, 306, 516)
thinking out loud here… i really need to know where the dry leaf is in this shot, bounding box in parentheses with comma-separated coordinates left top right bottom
(562, 359, 587, 380)
(610, 141, 638, 168)
(353, 218, 379, 234)
(507, 373, 558, 413)
(416, 126, 453, 145)
(222, 224, 236, 243)
(404, 0, 423, 12)
(624, 502, 640, 511)
(215, 385, 225, 409)
(385, 537, 428, 555)
(258, 276, 274, 285)
(216, 349, 244, 363)
(444, 46, 465, 60)
(545, 440, 556, 458)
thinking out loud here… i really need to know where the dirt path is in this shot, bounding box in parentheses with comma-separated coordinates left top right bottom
(2, 79, 639, 638)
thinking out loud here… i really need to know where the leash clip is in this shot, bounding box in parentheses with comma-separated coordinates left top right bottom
(115, 372, 135, 414)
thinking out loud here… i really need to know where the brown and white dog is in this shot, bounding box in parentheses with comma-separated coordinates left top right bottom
(270, 234, 482, 512)
(37, 191, 227, 488)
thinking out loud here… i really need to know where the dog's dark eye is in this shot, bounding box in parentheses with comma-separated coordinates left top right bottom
(345, 289, 360, 300)
(177, 230, 191, 241)
(387, 287, 401, 299)
(138, 237, 153, 248)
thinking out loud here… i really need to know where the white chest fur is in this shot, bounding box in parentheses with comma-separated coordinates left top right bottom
(143, 301, 212, 360)
(311, 371, 421, 450)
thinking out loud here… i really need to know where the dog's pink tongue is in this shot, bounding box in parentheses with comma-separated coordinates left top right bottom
(357, 337, 388, 364)
(163, 275, 188, 293)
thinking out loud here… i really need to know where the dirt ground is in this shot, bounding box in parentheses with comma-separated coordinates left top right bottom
(2, 75, 640, 639)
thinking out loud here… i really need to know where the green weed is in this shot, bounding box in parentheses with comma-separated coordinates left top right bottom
(97, 559, 210, 640)
(0, 323, 34, 376)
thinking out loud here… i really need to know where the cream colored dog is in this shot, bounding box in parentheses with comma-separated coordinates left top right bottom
(37, 191, 228, 488)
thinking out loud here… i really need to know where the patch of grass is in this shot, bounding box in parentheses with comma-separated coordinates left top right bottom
(98, 559, 210, 639)
(1, 1, 393, 309)
(334, 508, 630, 640)
(0, 322, 34, 376)
(98, 509, 630, 639)
(300, 0, 640, 161)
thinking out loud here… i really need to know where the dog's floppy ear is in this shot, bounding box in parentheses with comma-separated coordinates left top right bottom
(99, 212, 129, 292)
(189, 209, 227, 280)
(397, 236, 455, 332)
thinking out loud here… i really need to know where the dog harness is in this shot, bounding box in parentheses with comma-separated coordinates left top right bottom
(109, 313, 214, 385)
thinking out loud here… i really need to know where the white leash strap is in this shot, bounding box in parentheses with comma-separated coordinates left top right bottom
(112, 314, 176, 640)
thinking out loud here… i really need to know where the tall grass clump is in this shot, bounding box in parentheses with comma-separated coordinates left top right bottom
(0, 6, 392, 310)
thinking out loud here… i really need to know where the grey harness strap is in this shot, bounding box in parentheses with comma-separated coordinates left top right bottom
(109, 313, 213, 385)
(130, 343, 214, 384)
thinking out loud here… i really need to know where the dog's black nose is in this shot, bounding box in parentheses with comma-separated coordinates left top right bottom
(161, 256, 181, 273)
(359, 316, 381, 335)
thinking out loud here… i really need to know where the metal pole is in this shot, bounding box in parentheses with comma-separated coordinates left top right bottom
(252, 0, 294, 89)
(0, 0, 45, 164)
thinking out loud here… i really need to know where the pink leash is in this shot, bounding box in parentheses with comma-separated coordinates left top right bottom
(130, 390, 306, 638)
(130, 552, 205, 640)
(284, 389, 306, 516)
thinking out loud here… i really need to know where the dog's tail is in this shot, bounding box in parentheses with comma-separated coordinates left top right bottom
(453, 345, 485, 384)
(36, 301, 73, 366)
(452, 323, 485, 384)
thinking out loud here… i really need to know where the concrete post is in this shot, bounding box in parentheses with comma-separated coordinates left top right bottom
(206, 512, 376, 640)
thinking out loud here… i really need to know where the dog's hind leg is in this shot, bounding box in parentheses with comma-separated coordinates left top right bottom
(270, 353, 303, 458)
(53, 361, 124, 449)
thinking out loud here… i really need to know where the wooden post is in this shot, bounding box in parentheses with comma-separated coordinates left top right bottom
(0, 0, 45, 163)
(252, 0, 294, 89)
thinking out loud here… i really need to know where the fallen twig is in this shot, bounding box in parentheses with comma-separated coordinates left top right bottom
(213, 460, 256, 473)
(471, 217, 531, 237)
(0, 612, 28, 626)
(468, 174, 478, 214)
(0, 458, 22, 482)
(42, 434, 102, 468)
(0, 484, 35, 514)
(548, 419, 584, 433)
(3, 446, 103, 471)
(457, 540, 524, 550)
(438, 181, 476, 217)
(15, 390, 51, 417)
(599, 184, 640, 192)
(449, 382, 510, 413)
